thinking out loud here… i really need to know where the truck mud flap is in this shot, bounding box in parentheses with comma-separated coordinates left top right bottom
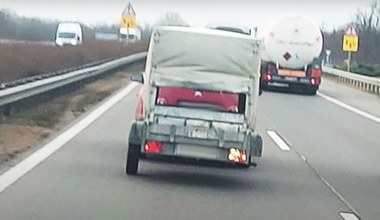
(250, 134, 263, 157)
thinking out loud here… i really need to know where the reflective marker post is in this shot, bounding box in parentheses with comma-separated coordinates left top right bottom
(347, 51, 352, 72)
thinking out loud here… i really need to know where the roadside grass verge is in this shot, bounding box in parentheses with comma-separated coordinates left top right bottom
(0, 41, 148, 82)
(0, 62, 143, 164)
(333, 63, 380, 77)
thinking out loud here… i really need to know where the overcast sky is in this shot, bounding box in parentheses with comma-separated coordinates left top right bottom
(0, 0, 373, 31)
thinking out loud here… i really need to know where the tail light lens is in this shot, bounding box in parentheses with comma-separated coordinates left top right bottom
(144, 141, 163, 154)
(311, 69, 321, 78)
(311, 79, 316, 85)
(310, 78, 320, 86)
(228, 148, 248, 163)
(263, 73, 272, 81)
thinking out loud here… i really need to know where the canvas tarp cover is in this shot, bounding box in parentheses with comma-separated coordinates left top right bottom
(149, 27, 261, 93)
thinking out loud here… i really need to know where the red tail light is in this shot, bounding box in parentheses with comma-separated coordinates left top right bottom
(263, 73, 272, 81)
(310, 78, 320, 86)
(144, 141, 162, 154)
(227, 148, 248, 163)
(311, 69, 321, 78)
(311, 78, 316, 85)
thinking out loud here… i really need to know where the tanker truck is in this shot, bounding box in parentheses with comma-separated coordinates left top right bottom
(256, 16, 323, 95)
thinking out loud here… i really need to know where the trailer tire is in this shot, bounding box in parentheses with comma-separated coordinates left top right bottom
(126, 143, 140, 175)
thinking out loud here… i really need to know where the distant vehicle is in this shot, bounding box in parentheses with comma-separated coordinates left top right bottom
(55, 22, 83, 46)
(119, 27, 141, 42)
(206, 22, 251, 35)
(257, 16, 323, 95)
(126, 26, 263, 175)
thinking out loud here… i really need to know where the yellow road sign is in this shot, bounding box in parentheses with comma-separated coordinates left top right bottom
(343, 35, 358, 52)
(121, 15, 136, 28)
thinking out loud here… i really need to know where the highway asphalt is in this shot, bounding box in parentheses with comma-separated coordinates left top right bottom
(0, 77, 378, 220)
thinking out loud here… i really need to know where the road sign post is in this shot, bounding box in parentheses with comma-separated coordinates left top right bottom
(325, 49, 332, 64)
(348, 52, 352, 72)
(121, 2, 137, 44)
(342, 26, 359, 72)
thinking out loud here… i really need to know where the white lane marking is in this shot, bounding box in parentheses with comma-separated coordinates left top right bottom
(340, 212, 360, 220)
(267, 130, 291, 151)
(318, 92, 380, 124)
(0, 82, 138, 194)
(300, 154, 307, 162)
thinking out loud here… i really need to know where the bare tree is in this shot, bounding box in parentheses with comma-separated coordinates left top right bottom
(355, 0, 380, 32)
(0, 9, 98, 41)
(155, 12, 188, 27)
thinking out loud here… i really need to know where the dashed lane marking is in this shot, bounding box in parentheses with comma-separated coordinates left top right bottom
(267, 130, 291, 151)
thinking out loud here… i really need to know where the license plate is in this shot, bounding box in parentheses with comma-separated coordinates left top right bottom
(285, 77, 298, 81)
(188, 126, 207, 139)
(269, 82, 289, 87)
(177, 144, 218, 159)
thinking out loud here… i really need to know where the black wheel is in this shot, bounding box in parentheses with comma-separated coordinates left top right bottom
(305, 87, 317, 95)
(126, 143, 140, 175)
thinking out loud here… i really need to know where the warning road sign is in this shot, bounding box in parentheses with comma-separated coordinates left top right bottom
(121, 3, 137, 28)
(121, 15, 136, 28)
(343, 35, 359, 52)
(343, 26, 359, 52)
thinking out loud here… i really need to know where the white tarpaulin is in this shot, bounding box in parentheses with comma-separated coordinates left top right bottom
(148, 27, 261, 93)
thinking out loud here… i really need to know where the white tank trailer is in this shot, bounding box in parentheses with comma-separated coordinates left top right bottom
(257, 16, 323, 95)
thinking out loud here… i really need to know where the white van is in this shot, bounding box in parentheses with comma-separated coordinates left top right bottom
(55, 22, 83, 46)
(119, 27, 141, 43)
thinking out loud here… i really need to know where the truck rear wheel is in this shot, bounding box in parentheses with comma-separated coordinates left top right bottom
(260, 81, 268, 90)
(126, 143, 140, 175)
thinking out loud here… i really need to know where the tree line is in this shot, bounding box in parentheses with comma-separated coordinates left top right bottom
(0, 10, 188, 42)
(0, 9, 103, 42)
(323, 0, 380, 66)
(1, 4, 379, 67)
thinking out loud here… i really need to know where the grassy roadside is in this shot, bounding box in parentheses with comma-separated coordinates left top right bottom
(333, 63, 380, 77)
(0, 41, 148, 82)
(0, 62, 143, 164)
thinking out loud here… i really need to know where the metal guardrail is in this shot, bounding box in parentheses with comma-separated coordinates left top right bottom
(0, 39, 55, 46)
(323, 66, 380, 95)
(0, 52, 147, 107)
(0, 58, 116, 90)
